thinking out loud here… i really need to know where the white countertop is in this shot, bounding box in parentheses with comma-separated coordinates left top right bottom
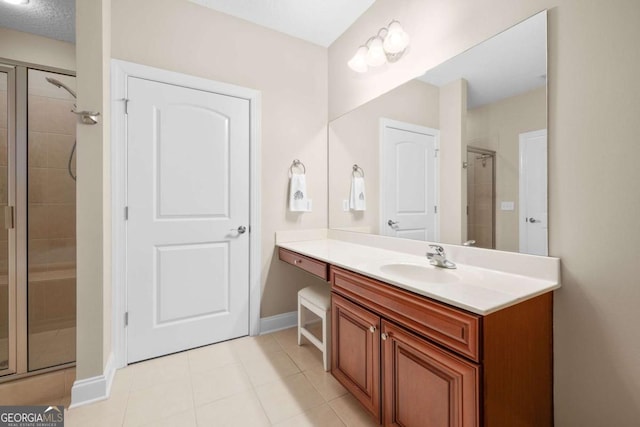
(278, 238, 560, 315)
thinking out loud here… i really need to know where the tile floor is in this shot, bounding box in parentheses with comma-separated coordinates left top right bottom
(64, 327, 378, 427)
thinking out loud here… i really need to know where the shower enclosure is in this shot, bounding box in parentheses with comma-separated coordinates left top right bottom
(0, 63, 76, 379)
(466, 146, 496, 249)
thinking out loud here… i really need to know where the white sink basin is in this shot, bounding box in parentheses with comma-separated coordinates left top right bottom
(379, 263, 461, 284)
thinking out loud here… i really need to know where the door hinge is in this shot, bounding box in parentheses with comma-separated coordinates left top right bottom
(434, 205, 438, 214)
(124, 312, 129, 326)
(124, 206, 129, 220)
(123, 98, 130, 115)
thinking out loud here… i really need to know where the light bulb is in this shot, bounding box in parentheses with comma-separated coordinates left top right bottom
(348, 46, 369, 73)
(366, 37, 387, 67)
(383, 21, 410, 54)
(3, 0, 29, 4)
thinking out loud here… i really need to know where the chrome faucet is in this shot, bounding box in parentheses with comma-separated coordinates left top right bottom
(426, 245, 457, 269)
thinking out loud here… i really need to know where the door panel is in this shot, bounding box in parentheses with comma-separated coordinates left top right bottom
(519, 130, 547, 256)
(382, 321, 479, 427)
(331, 293, 381, 422)
(127, 77, 250, 363)
(381, 123, 438, 241)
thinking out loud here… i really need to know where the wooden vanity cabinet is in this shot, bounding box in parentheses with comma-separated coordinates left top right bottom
(329, 265, 553, 427)
(381, 320, 479, 427)
(332, 293, 381, 420)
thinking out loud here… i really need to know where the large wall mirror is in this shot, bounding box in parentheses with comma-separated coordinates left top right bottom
(329, 11, 548, 255)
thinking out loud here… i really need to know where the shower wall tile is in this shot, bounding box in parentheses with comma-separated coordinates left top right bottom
(28, 239, 50, 267)
(0, 130, 7, 167)
(43, 278, 76, 322)
(47, 134, 75, 169)
(47, 238, 76, 266)
(0, 167, 6, 204)
(27, 96, 48, 133)
(46, 204, 75, 239)
(0, 89, 6, 129)
(45, 169, 75, 204)
(28, 96, 76, 136)
(28, 132, 48, 168)
(28, 168, 47, 203)
(28, 205, 49, 239)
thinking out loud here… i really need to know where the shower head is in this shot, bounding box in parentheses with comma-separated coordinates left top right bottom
(45, 77, 76, 99)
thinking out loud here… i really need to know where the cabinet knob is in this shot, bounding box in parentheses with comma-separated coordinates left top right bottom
(369, 325, 376, 333)
(293, 259, 303, 265)
(381, 333, 388, 340)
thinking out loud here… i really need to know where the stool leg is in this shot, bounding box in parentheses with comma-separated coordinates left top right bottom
(297, 294, 303, 346)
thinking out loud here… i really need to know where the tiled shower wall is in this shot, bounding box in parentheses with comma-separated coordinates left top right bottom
(27, 70, 76, 369)
(467, 153, 495, 249)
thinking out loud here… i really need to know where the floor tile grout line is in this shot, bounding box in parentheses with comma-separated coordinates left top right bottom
(184, 349, 199, 427)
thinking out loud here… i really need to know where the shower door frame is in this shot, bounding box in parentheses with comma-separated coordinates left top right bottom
(0, 60, 77, 382)
(0, 63, 17, 377)
(466, 146, 496, 249)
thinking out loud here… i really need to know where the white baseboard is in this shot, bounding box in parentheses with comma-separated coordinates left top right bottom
(70, 352, 116, 408)
(260, 311, 297, 335)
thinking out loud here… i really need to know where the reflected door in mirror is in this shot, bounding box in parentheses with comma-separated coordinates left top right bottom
(519, 130, 548, 256)
(381, 120, 439, 241)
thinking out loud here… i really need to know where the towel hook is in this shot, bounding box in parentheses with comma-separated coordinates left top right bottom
(352, 164, 365, 177)
(290, 159, 306, 175)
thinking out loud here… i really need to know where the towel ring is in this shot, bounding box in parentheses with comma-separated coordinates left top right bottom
(290, 159, 306, 175)
(352, 164, 365, 177)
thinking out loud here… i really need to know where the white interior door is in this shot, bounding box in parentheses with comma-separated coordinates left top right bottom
(380, 119, 439, 241)
(519, 129, 548, 256)
(126, 76, 250, 363)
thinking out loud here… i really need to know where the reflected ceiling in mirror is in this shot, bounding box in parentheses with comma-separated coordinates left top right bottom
(328, 11, 548, 255)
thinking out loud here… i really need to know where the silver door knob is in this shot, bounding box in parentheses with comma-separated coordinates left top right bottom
(528, 218, 539, 223)
(387, 220, 399, 227)
(231, 225, 247, 234)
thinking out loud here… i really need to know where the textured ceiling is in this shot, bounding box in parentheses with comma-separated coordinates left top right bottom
(189, 0, 375, 47)
(0, 0, 75, 44)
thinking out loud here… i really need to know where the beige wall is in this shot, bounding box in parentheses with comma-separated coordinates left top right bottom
(439, 79, 467, 245)
(111, 0, 328, 318)
(467, 86, 546, 251)
(75, 0, 111, 380)
(0, 28, 75, 72)
(329, 79, 439, 233)
(328, 1, 640, 425)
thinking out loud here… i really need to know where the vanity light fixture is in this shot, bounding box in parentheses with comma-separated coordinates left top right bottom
(3, 0, 29, 5)
(348, 20, 410, 73)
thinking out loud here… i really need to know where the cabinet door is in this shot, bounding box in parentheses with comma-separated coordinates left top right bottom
(332, 293, 381, 422)
(382, 321, 479, 427)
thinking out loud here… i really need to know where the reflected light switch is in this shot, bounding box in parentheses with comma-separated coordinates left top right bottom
(501, 201, 515, 211)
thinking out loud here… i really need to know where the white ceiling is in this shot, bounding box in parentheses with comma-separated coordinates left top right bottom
(419, 11, 547, 109)
(189, 0, 375, 47)
(0, 0, 74, 43)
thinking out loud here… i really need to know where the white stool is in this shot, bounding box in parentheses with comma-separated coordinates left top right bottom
(298, 284, 331, 371)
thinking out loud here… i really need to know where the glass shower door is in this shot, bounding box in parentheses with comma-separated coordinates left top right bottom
(27, 69, 76, 371)
(0, 66, 15, 375)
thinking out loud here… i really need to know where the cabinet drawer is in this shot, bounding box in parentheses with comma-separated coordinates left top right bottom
(331, 266, 481, 362)
(278, 248, 329, 281)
